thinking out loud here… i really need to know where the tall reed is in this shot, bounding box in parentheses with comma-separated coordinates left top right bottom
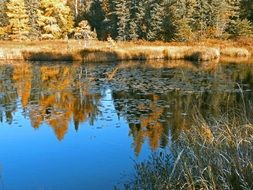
(124, 108, 253, 190)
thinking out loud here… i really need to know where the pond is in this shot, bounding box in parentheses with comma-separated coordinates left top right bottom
(0, 60, 253, 190)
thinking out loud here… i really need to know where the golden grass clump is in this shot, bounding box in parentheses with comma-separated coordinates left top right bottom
(124, 110, 253, 190)
(0, 39, 252, 62)
(221, 47, 250, 57)
(0, 48, 24, 60)
(79, 46, 221, 62)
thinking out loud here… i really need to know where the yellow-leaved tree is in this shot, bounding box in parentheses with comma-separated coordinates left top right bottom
(5, 0, 30, 40)
(37, 0, 74, 39)
(74, 20, 97, 40)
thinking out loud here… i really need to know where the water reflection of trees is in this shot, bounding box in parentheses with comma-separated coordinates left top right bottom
(0, 63, 101, 140)
(112, 63, 253, 155)
(1, 61, 253, 151)
(0, 66, 18, 124)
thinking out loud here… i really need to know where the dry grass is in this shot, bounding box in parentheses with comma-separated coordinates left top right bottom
(0, 38, 252, 62)
(221, 47, 250, 57)
(123, 110, 253, 190)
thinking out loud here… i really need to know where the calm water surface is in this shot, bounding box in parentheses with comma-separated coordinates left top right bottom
(0, 60, 253, 190)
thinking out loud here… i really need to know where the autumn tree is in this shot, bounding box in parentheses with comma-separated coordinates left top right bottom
(205, 0, 232, 38)
(0, 0, 252, 41)
(37, 0, 74, 39)
(66, 0, 81, 19)
(5, 0, 30, 40)
(74, 20, 97, 40)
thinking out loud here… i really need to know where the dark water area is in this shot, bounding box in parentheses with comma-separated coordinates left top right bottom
(0, 60, 253, 190)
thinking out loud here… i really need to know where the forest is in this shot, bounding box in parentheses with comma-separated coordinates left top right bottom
(0, 0, 252, 41)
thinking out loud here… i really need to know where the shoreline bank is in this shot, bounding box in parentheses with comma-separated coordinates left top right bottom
(0, 40, 251, 62)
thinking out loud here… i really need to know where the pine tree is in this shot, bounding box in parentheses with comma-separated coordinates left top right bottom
(192, 0, 208, 38)
(0, 1, 9, 39)
(128, 19, 139, 40)
(6, 0, 30, 40)
(161, 0, 174, 41)
(128, 0, 139, 40)
(169, 0, 195, 41)
(115, 0, 131, 40)
(193, 0, 239, 39)
(146, 0, 165, 41)
(134, 0, 147, 39)
(24, 0, 40, 39)
(241, 0, 253, 22)
(230, 18, 252, 37)
(0, 1, 9, 27)
(86, 0, 108, 39)
(209, 0, 231, 38)
(102, 0, 118, 39)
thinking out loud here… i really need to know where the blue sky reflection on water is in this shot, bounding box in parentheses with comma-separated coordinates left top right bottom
(1, 60, 253, 189)
(0, 89, 152, 190)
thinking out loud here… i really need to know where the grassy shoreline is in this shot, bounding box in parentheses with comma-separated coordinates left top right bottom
(0, 39, 252, 63)
(123, 110, 253, 190)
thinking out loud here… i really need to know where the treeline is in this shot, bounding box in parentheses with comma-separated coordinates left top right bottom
(0, 0, 96, 40)
(0, 0, 252, 41)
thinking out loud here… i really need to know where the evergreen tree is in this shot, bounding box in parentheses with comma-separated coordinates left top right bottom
(146, 0, 165, 41)
(193, 0, 240, 39)
(6, 0, 30, 40)
(101, 0, 118, 39)
(209, 0, 231, 38)
(128, 0, 139, 40)
(230, 18, 252, 37)
(128, 19, 138, 40)
(193, 0, 211, 39)
(0, 1, 9, 27)
(169, 0, 195, 41)
(115, 0, 131, 40)
(161, 0, 174, 41)
(86, 0, 108, 40)
(25, 0, 40, 39)
(0, 1, 9, 39)
(0, 0, 251, 41)
(134, 0, 147, 39)
(241, 0, 253, 22)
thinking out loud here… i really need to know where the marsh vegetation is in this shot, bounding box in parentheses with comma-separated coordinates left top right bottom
(123, 110, 253, 190)
(0, 39, 252, 63)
